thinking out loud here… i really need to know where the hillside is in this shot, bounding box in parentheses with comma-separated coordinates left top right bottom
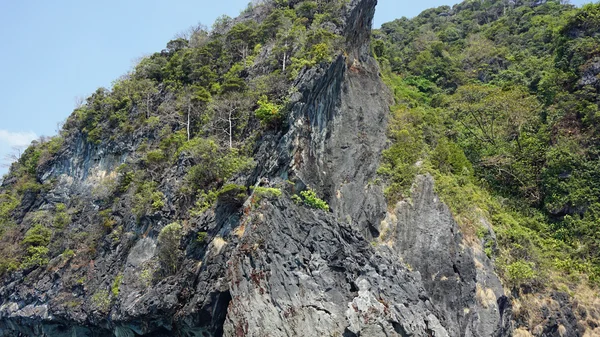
(0, 0, 599, 336)
(374, 0, 600, 335)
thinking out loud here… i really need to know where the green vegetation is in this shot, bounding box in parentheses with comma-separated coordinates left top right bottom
(132, 181, 165, 219)
(0, 193, 18, 233)
(116, 164, 134, 193)
(53, 203, 71, 229)
(140, 267, 154, 287)
(21, 246, 50, 270)
(99, 209, 116, 231)
(158, 222, 183, 275)
(216, 184, 248, 204)
(298, 189, 329, 211)
(179, 138, 253, 195)
(255, 95, 282, 125)
(196, 231, 208, 243)
(61, 249, 75, 260)
(190, 190, 220, 216)
(252, 187, 282, 202)
(21, 223, 52, 269)
(374, 0, 600, 295)
(91, 290, 112, 313)
(111, 274, 123, 297)
(505, 260, 537, 291)
(57, 0, 350, 150)
(22, 224, 51, 247)
(190, 183, 249, 216)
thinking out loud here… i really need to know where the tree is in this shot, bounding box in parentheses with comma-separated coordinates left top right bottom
(226, 21, 259, 62)
(209, 93, 251, 149)
(449, 84, 544, 202)
(165, 38, 188, 55)
(449, 84, 539, 147)
(158, 222, 183, 275)
(211, 15, 233, 36)
(137, 79, 159, 119)
(273, 14, 297, 72)
(460, 34, 508, 82)
(221, 63, 247, 94)
(174, 23, 209, 48)
(178, 85, 211, 141)
(2, 146, 25, 168)
(295, 1, 318, 22)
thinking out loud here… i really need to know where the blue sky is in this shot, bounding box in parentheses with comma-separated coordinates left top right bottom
(0, 0, 592, 176)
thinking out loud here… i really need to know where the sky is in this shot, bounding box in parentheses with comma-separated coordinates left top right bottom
(0, 0, 592, 176)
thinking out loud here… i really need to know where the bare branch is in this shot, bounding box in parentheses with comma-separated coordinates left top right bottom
(74, 96, 86, 109)
(1, 146, 25, 168)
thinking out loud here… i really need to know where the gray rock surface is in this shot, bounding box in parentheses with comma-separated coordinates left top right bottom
(381, 175, 510, 337)
(222, 196, 450, 337)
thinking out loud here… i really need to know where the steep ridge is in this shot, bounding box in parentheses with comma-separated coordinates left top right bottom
(0, 1, 512, 336)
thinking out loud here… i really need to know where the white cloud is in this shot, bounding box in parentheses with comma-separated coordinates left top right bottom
(0, 130, 38, 177)
(0, 130, 37, 147)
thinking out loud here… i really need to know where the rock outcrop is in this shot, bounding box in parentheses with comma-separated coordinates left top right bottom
(381, 175, 510, 337)
(0, 0, 512, 336)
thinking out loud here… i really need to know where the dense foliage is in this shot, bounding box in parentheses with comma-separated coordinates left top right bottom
(375, 0, 600, 292)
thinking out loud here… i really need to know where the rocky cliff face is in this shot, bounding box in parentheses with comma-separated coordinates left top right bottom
(0, 0, 513, 336)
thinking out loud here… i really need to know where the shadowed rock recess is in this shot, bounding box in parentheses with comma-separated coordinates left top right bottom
(0, 0, 512, 336)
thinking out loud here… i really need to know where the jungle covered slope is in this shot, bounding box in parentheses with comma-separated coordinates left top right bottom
(374, 0, 600, 301)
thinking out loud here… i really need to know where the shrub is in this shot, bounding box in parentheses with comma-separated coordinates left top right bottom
(15, 177, 42, 194)
(22, 224, 52, 247)
(309, 43, 331, 64)
(99, 209, 116, 230)
(378, 122, 425, 202)
(0, 259, 19, 276)
(116, 164, 134, 193)
(140, 267, 154, 287)
(299, 189, 329, 211)
(53, 204, 71, 229)
(0, 193, 18, 232)
(61, 249, 75, 260)
(255, 95, 282, 125)
(145, 149, 166, 164)
(17, 145, 41, 176)
(197, 231, 208, 243)
(431, 138, 473, 175)
(91, 290, 111, 313)
(158, 222, 183, 275)
(37, 136, 64, 165)
(146, 116, 160, 128)
(216, 184, 247, 205)
(21, 246, 49, 269)
(190, 190, 219, 216)
(132, 182, 165, 219)
(505, 260, 537, 291)
(253, 187, 282, 202)
(111, 274, 123, 297)
(296, 1, 318, 20)
(179, 138, 254, 194)
(45, 136, 64, 156)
